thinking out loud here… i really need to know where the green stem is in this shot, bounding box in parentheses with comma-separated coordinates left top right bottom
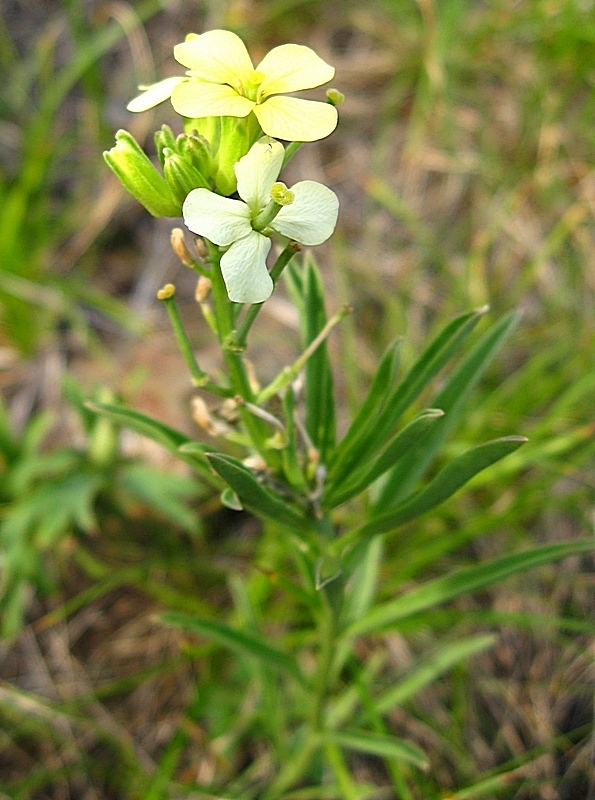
(256, 304, 353, 404)
(205, 241, 278, 462)
(233, 242, 301, 350)
(282, 141, 303, 168)
(261, 732, 321, 800)
(157, 285, 230, 397)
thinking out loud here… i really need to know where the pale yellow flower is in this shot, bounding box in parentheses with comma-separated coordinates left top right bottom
(128, 30, 338, 142)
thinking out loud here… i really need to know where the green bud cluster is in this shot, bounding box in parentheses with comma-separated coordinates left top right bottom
(103, 130, 180, 217)
(104, 126, 217, 218)
(155, 125, 212, 205)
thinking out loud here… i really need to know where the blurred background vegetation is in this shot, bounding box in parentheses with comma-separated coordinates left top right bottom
(0, 0, 593, 798)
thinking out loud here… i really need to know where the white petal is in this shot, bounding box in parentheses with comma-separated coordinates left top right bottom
(183, 188, 251, 246)
(235, 138, 284, 210)
(257, 44, 335, 95)
(274, 181, 339, 244)
(220, 233, 273, 304)
(126, 77, 184, 112)
(253, 96, 338, 141)
(171, 81, 254, 118)
(174, 30, 254, 87)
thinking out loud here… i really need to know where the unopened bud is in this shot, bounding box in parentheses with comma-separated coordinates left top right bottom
(178, 133, 212, 176)
(163, 149, 209, 205)
(103, 130, 180, 218)
(154, 124, 177, 167)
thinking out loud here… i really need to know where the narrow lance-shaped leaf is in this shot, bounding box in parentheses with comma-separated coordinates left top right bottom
(375, 309, 521, 509)
(286, 256, 336, 461)
(162, 612, 308, 688)
(325, 729, 428, 770)
(375, 634, 495, 713)
(323, 408, 444, 508)
(206, 453, 313, 534)
(350, 436, 527, 541)
(331, 336, 402, 462)
(328, 306, 488, 486)
(346, 540, 594, 638)
(86, 401, 214, 480)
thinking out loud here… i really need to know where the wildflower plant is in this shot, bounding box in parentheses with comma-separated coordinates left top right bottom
(99, 28, 591, 798)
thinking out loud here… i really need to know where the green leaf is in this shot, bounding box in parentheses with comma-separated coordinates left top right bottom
(375, 634, 495, 713)
(205, 453, 313, 534)
(162, 612, 308, 688)
(86, 401, 215, 481)
(325, 336, 402, 469)
(342, 535, 384, 626)
(323, 408, 444, 508)
(325, 729, 428, 770)
(351, 436, 527, 539)
(347, 540, 594, 638)
(375, 309, 521, 508)
(328, 306, 488, 487)
(286, 256, 336, 461)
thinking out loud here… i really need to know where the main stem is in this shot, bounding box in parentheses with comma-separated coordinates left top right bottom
(205, 241, 277, 463)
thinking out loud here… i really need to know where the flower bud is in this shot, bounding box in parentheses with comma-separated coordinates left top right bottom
(104, 130, 180, 217)
(163, 148, 210, 205)
(154, 124, 178, 168)
(178, 133, 212, 177)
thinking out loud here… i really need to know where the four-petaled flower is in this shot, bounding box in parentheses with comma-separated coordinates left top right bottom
(128, 29, 338, 143)
(183, 138, 339, 304)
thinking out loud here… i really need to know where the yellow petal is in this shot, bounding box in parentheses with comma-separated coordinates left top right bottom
(126, 77, 184, 112)
(174, 30, 254, 87)
(171, 82, 255, 118)
(253, 96, 338, 142)
(257, 44, 334, 95)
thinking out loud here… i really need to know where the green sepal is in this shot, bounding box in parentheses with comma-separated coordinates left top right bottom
(163, 149, 210, 204)
(205, 453, 313, 534)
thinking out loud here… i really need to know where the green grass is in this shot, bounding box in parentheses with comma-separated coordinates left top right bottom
(1, 0, 593, 798)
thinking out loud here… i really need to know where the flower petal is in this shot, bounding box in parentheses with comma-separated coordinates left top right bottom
(274, 181, 339, 245)
(220, 232, 273, 303)
(257, 44, 335, 95)
(235, 138, 284, 210)
(174, 30, 254, 87)
(183, 188, 251, 246)
(253, 96, 338, 141)
(172, 81, 255, 118)
(127, 77, 185, 112)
